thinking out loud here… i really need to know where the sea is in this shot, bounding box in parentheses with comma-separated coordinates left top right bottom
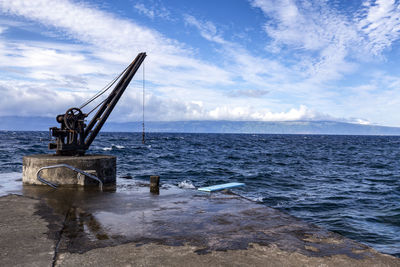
(0, 131, 399, 257)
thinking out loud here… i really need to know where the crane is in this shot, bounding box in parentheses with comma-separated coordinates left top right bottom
(48, 52, 146, 156)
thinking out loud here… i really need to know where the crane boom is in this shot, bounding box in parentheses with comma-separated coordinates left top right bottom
(49, 52, 146, 156)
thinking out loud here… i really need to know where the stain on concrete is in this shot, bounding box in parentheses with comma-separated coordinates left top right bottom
(0, 194, 61, 267)
(21, 185, 389, 260)
(1, 185, 399, 266)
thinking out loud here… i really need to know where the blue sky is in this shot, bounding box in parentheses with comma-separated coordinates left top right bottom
(1, 0, 400, 126)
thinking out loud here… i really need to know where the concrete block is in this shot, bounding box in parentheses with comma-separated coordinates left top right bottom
(22, 154, 116, 186)
(77, 170, 99, 186)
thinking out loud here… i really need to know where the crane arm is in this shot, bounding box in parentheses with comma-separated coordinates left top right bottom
(48, 52, 146, 156)
(84, 52, 146, 148)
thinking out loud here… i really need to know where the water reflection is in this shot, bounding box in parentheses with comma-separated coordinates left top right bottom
(21, 184, 372, 258)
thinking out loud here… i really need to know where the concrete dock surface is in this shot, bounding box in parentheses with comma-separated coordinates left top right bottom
(0, 184, 399, 266)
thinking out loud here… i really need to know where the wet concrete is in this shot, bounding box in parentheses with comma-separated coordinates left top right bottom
(0, 195, 61, 266)
(0, 181, 399, 266)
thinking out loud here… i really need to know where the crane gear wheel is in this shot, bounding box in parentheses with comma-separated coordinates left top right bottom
(64, 107, 84, 130)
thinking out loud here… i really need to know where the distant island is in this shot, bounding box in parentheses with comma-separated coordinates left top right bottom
(1, 116, 400, 135)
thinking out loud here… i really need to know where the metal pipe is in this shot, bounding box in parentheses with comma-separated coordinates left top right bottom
(36, 164, 103, 190)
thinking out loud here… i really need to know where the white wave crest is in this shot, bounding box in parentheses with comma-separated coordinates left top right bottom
(102, 144, 125, 151)
(178, 180, 195, 189)
(247, 196, 264, 203)
(0, 172, 22, 196)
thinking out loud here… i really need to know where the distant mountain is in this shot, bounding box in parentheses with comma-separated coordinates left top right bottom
(1, 116, 400, 135)
(0, 116, 55, 131)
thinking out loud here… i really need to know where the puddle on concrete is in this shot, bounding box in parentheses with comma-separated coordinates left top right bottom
(17, 182, 372, 259)
(0, 172, 373, 259)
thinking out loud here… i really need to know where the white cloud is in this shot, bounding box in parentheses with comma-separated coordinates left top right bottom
(358, 0, 400, 55)
(108, 93, 320, 122)
(254, 0, 353, 51)
(250, 0, 400, 85)
(0, 0, 237, 121)
(0, 0, 232, 88)
(1, 0, 293, 125)
(0, 40, 111, 93)
(207, 105, 317, 121)
(0, 80, 81, 117)
(184, 14, 292, 89)
(337, 73, 400, 126)
(133, 2, 171, 20)
(353, 118, 371, 125)
(251, 0, 364, 83)
(134, 3, 155, 19)
(184, 15, 226, 44)
(0, 0, 172, 56)
(0, 0, 398, 125)
(227, 89, 269, 98)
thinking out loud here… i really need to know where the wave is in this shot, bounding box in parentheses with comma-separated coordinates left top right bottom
(178, 180, 196, 189)
(0, 172, 22, 196)
(102, 144, 125, 151)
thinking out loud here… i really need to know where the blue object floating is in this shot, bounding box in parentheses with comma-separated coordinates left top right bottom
(198, 182, 245, 192)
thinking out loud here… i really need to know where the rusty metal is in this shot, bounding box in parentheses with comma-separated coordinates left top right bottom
(49, 52, 146, 156)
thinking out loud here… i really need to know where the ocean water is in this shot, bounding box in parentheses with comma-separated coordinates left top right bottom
(0, 131, 399, 257)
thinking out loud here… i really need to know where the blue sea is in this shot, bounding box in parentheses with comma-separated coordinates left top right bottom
(0, 131, 399, 257)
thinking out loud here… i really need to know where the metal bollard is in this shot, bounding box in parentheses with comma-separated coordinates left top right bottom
(150, 175, 160, 194)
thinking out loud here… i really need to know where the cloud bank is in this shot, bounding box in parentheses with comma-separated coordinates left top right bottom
(0, 0, 399, 125)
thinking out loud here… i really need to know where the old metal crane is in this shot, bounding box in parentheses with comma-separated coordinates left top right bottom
(49, 52, 146, 156)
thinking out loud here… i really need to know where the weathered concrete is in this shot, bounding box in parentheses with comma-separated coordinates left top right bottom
(23, 154, 116, 186)
(0, 195, 62, 267)
(0, 185, 397, 266)
(57, 242, 399, 267)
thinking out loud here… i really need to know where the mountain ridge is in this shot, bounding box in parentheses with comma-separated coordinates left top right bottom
(1, 116, 400, 135)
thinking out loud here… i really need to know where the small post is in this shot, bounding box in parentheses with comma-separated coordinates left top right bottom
(150, 175, 160, 194)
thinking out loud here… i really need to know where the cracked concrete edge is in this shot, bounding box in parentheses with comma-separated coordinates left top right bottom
(56, 242, 399, 267)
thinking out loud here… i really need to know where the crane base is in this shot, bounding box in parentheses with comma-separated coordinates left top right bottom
(22, 154, 116, 186)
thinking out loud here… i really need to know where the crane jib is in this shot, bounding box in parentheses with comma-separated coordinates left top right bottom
(48, 52, 147, 156)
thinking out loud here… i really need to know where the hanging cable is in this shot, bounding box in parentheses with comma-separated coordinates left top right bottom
(79, 64, 131, 110)
(142, 61, 145, 144)
(86, 97, 108, 116)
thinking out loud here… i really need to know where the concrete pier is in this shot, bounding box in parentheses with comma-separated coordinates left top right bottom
(22, 154, 116, 186)
(0, 185, 398, 266)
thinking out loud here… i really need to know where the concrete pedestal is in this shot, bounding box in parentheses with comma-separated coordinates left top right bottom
(23, 154, 116, 186)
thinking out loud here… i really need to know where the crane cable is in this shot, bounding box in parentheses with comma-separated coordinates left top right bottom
(79, 64, 131, 110)
(142, 62, 145, 144)
(75, 59, 146, 143)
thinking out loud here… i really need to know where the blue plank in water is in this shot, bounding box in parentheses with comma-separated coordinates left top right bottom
(198, 182, 245, 192)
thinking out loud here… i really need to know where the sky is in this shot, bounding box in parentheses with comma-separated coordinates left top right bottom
(0, 0, 400, 126)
